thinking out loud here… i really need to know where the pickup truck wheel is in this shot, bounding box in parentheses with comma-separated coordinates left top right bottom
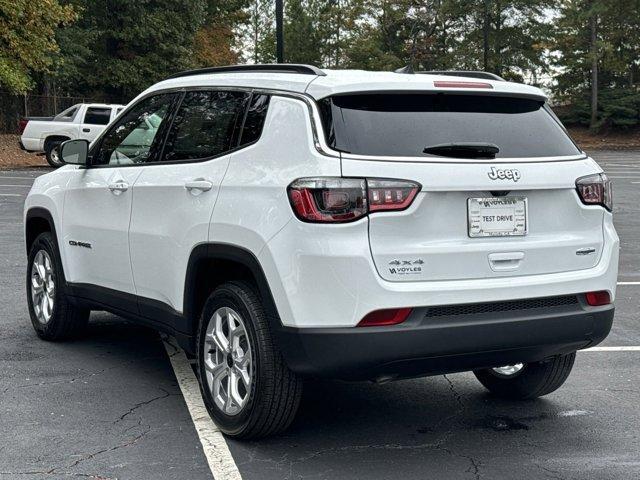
(45, 141, 64, 168)
(196, 281, 302, 439)
(27, 232, 90, 340)
(473, 353, 576, 399)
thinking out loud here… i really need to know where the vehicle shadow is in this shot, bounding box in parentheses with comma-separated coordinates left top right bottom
(228, 374, 603, 480)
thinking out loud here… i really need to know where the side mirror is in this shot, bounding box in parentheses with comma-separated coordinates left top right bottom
(60, 139, 89, 166)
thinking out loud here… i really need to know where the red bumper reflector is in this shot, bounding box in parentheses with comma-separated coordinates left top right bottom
(585, 291, 611, 306)
(358, 308, 413, 327)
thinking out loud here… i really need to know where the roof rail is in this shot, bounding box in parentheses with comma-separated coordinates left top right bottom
(419, 70, 505, 82)
(166, 63, 326, 80)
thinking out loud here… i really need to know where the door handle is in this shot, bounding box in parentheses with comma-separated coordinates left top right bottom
(108, 181, 129, 195)
(185, 179, 213, 193)
(82, 128, 91, 133)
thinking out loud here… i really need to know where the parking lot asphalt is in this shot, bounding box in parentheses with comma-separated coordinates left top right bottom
(1, 152, 639, 480)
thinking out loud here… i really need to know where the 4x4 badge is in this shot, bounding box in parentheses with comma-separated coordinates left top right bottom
(388, 258, 424, 275)
(488, 167, 521, 182)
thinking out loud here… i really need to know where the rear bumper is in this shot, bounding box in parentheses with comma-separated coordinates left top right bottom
(276, 299, 614, 380)
(19, 137, 41, 152)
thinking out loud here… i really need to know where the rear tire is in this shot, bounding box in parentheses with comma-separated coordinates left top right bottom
(27, 232, 90, 340)
(473, 353, 576, 400)
(196, 281, 302, 439)
(45, 140, 64, 168)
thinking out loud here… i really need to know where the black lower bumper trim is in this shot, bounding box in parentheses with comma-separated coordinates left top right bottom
(276, 304, 614, 381)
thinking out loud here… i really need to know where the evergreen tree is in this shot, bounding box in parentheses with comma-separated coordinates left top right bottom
(553, 0, 640, 129)
(54, 0, 208, 100)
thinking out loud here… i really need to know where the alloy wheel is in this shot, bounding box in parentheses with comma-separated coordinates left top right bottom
(203, 306, 253, 416)
(31, 250, 55, 324)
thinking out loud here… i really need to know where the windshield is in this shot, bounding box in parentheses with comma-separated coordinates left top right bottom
(318, 93, 581, 158)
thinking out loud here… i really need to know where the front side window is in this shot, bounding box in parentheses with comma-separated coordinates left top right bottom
(162, 90, 249, 162)
(91, 94, 175, 166)
(319, 93, 581, 158)
(84, 107, 112, 125)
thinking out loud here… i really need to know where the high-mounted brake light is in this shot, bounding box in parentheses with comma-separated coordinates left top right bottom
(585, 291, 611, 306)
(287, 178, 421, 223)
(576, 173, 613, 211)
(434, 81, 493, 89)
(358, 308, 413, 327)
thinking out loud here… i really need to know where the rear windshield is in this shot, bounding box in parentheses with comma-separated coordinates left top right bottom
(318, 94, 581, 158)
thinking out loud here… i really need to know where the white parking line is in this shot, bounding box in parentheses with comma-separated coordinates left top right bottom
(582, 346, 640, 352)
(618, 282, 640, 285)
(164, 340, 242, 480)
(0, 184, 31, 188)
(0, 194, 23, 197)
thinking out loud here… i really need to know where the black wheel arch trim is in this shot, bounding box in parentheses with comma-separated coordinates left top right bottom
(25, 207, 59, 255)
(183, 242, 281, 331)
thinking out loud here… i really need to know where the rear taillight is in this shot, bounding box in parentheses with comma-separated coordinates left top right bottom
(585, 291, 611, 306)
(288, 177, 420, 223)
(358, 308, 413, 327)
(576, 173, 613, 211)
(288, 178, 368, 223)
(18, 119, 28, 135)
(367, 179, 420, 212)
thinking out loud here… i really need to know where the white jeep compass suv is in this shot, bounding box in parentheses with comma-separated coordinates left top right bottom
(24, 64, 618, 439)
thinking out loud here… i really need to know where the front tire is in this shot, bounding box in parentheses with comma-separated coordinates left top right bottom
(45, 141, 64, 168)
(27, 232, 89, 340)
(474, 353, 576, 400)
(196, 281, 302, 439)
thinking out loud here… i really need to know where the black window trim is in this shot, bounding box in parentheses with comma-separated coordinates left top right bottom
(319, 90, 586, 161)
(83, 85, 583, 167)
(86, 87, 271, 169)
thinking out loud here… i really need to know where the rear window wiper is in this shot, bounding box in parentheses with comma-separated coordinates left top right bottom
(423, 142, 500, 159)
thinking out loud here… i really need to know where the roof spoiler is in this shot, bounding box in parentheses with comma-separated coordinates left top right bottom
(394, 66, 505, 82)
(420, 70, 505, 82)
(167, 63, 326, 80)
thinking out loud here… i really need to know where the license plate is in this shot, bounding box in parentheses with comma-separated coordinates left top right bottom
(468, 197, 527, 237)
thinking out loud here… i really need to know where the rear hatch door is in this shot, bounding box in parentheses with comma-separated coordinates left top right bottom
(321, 92, 604, 282)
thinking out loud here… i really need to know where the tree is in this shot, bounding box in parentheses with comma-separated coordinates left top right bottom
(553, 0, 640, 129)
(193, 1, 249, 67)
(446, 0, 554, 82)
(54, 0, 208, 100)
(0, 0, 76, 94)
(244, 0, 276, 62)
(345, 0, 411, 70)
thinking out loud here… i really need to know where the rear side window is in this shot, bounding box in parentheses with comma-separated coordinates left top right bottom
(239, 94, 270, 147)
(54, 105, 79, 121)
(162, 90, 249, 162)
(84, 107, 112, 125)
(318, 94, 581, 158)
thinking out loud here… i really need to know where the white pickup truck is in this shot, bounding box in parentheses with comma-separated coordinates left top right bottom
(19, 103, 125, 167)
